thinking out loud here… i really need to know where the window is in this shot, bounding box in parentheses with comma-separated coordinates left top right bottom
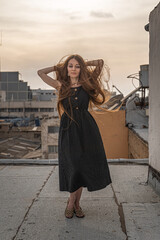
(40, 108, 54, 112)
(0, 108, 7, 112)
(48, 126, 59, 133)
(25, 108, 38, 112)
(7, 108, 23, 112)
(48, 145, 58, 153)
(34, 133, 41, 138)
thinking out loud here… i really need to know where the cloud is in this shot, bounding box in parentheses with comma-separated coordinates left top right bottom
(69, 15, 81, 20)
(0, 16, 40, 28)
(63, 11, 82, 20)
(90, 11, 114, 19)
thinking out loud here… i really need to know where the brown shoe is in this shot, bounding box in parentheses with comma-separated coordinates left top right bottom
(74, 205, 85, 218)
(64, 198, 74, 219)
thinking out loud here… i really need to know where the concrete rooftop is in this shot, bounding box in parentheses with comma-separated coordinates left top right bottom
(0, 163, 160, 240)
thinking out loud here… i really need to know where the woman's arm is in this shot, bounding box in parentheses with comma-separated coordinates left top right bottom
(86, 59, 104, 78)
(37, 66, 61, 91)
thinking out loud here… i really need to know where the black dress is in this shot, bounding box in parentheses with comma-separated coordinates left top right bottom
(58, 85, 112, 193)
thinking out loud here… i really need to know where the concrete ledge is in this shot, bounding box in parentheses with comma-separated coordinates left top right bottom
(0, 158, 149, 165)
(148, 165, 160, 195)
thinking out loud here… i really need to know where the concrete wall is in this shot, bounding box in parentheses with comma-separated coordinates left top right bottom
(128, 129, 148, 159)
(149, 3, 160, 172)
(91, 110, 128, 159)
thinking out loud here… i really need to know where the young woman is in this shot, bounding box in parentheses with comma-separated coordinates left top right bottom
(37, 54, 112, 219)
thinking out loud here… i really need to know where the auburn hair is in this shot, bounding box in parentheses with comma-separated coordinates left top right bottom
(54, 54, 115, 124)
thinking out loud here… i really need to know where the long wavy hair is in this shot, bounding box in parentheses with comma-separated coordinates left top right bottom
(55, 54, 115, 125)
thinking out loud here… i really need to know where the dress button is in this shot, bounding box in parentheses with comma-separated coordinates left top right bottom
(75, 97, 78, 100)
(76, 107, 79, 109)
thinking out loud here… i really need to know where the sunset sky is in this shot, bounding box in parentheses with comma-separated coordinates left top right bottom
(0, 0, 159, 95)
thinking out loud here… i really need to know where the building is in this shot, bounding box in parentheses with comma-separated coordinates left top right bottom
(0, 71, 59, 119)
(0, 72, 32, 101)
(0, 99, 58, 118)
(32, 89, 57, 101)
(146, 2, 160, 194)
(41, 117, 60, 159)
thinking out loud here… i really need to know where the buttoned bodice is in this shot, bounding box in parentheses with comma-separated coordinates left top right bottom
(61, 86, 90, 112)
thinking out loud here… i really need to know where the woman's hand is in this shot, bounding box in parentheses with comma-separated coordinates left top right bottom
(86, 59, 104, 78)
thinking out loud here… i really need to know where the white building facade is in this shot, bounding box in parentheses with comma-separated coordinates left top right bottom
(148, 2, 160, 194)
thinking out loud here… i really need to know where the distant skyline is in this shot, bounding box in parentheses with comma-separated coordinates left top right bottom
(0, 0, 159, 95)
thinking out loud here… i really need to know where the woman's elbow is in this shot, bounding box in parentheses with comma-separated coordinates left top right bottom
(99, 59, 104, 66)
(37, 69, 43, 76)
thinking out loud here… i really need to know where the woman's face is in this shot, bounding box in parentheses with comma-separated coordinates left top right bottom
(67, 58, 81, 78)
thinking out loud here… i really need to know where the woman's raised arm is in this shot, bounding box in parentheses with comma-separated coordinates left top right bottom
(37, 66, 61, 91)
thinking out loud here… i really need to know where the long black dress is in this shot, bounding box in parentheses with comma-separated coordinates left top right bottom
(58, 85, 112, 193)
